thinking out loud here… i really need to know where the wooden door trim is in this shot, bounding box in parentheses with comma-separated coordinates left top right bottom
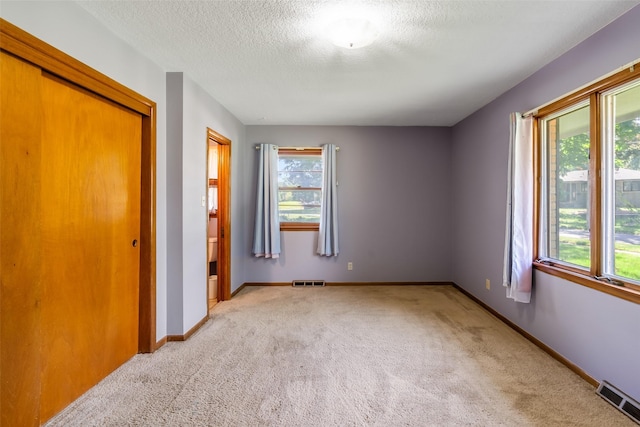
(139, 112, 157, 353)
(207, 128, 231, 302)
(0, 19, 153, 116)
(1, 18, 157, 353)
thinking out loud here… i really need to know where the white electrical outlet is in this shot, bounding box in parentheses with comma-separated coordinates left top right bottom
(347, 262, 353, 271)
(201, 196, 206, 207)
(485, 279, 490, 290)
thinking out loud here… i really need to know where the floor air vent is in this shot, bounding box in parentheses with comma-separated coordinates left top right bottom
(292, 280, 325, 287)
(597, 381, 640, 425)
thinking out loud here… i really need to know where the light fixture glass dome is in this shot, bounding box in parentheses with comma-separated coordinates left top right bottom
(326, 18, 378, 49)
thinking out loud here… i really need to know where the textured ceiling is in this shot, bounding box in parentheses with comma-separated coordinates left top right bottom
(77, 1, 639, 126)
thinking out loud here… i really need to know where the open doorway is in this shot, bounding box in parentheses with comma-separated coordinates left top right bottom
(206, 128, 231, 313)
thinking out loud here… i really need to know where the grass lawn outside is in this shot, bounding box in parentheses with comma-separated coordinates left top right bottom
(557, 207, 640, 280)
(279, 201, 320, 223)
(558, 235, 640, 281)
(559, 207, 640, 235)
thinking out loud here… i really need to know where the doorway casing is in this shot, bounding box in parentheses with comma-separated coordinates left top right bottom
(207, 128, 231, 305)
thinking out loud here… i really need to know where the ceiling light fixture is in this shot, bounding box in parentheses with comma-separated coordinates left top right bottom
(326, 18, 378, 49)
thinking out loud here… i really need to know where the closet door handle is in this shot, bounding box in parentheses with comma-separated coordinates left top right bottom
(132, 239, 138, 247)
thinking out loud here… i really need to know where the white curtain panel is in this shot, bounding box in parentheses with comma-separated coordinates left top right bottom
(317, 144, 339, 256)
(252, 144, 280, 258)
(503, 113, 534, 303)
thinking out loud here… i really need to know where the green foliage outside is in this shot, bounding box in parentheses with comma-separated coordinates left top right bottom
(557, 132, 589, 176)
(615, 119, 640, 170)
(558, 117, 640, 175)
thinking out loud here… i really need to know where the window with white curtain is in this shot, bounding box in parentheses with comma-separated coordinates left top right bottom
(536, 70, 640, 302)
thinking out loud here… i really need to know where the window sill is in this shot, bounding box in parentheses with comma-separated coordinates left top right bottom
(280, 223, 319, 231)
(533, 261, 640, 304)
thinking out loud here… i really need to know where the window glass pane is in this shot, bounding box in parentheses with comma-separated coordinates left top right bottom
(610, 82, 640, 281)
(278, 189, 321, 223)
(277, 153, 322, 223)
(545, 104, 591, 268)
(278, 155, 322, 188)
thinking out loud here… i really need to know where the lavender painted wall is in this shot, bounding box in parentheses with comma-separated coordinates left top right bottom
(244, 126, 452, 283)
(166, 73, 247, 334)
(451, 6, 640, 400)
(181, 73, 247, 317)
(166, 73, 184, 335)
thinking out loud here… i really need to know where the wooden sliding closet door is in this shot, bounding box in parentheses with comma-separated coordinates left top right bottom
(39, 73, 142, 421)
(1, 50, 142, 424)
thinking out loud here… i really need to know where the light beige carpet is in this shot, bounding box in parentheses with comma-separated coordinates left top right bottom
(46, 285, 632, 426)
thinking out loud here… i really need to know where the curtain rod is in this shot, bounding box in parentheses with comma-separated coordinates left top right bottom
(521, 58, 639, 118)
(255, 145, 340, 151)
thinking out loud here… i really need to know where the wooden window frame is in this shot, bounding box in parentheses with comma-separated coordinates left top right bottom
(534, 64, 640, 304)
(278, 148, 322, 231)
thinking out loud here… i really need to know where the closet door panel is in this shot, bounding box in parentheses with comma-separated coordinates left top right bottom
(39, 74, 142, 421)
